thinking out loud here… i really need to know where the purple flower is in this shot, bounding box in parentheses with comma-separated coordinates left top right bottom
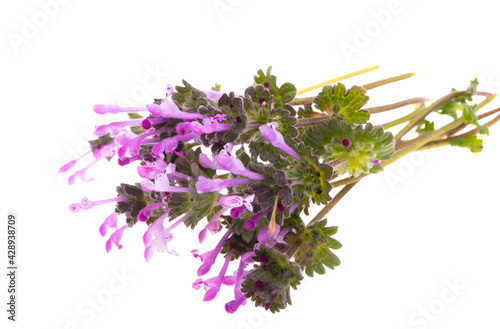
(219, 195, 255, 212)
(255, 224, 292, 249)
(94, 119, 145, 137)
(146, 98, 204, 120)
(144, 213, 189, 262)
(58, 151, 91, 173)
(190, 115, 233, 134)
(198, 209, 225, 243)
(137, 158, 168, 179)
(198, 194, 254, 243)
(63, 143, 118, 185)
(137, 202, 163, 222)
(151, 137, 179, 158)
(201, 251, 234, 301)
(93, 104, 149, 115)
(99, 212, 118, 237)
(259, 122, 302, 161)
(195, 176, 252, 194)
(214, 143, 266, 180)
(143, 214, 167, 247)
(230, 205, 246, 218)
(244, 207, 271, 231)
(204, 89, 224, 100)
(197, 229, 233, 276)
(140, 163, 195, 193)
(105, 225, 128, 253)
(225, 257, 249, 313)
(69, 196, 127, 213)
(118, 127, 169, 158)
(199, 153, 224, 170)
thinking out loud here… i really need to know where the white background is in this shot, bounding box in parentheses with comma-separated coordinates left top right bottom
(2, 0, 500, 328)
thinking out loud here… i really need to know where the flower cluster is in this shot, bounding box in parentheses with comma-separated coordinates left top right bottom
(62, 67, 499, 313)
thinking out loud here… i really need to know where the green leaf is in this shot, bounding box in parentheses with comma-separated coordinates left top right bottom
(415, 120, 435, 134)
(313, 83, 370, 125)
(303, 119, 395, 177)
(281, 144, 333, 206)
(437, 78, 489, 136)
(450, 135, 483, 153)
(254, 67, 297, 109)
(293, 219, 342, 277)
(172, 80, 213, 112)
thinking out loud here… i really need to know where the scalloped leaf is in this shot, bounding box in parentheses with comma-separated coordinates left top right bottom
(313, 83, 370, 125)
(303, 119, 395, 177)
(294, 219, 342, 277)
(254, 67, 297, 108)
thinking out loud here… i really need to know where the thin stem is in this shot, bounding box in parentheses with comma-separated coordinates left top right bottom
(418, 111, 500, 151)
(362, 73, 416, 90)
(393, 91, 466, 141)
(296, 65, 379, 95)
(394, 91, 495, 142)
(396, 94, 497, 153)
(309, 182, 358, 228)
(288, 96, 315, 106)
(381, 104, 425, 130)
(285, 182, 358, 259)
(365, 97, 431, 114)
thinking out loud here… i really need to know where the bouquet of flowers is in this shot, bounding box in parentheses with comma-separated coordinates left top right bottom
(60, 65, 499, 313)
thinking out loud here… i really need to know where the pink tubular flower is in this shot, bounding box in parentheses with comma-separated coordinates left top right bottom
(137, 202, 163, 222)
(143, 214, 167, 247)
(195, 176, 252, 194)
(244, 207, 271, 231)
(105, 225, 128, 253)
(197, 229, 233, 277)
(151, 137, 179, 158)
(63, 142, 118, 185)
(94, 119, 145, 137)
(219, 195, 255, 212)
(201, 251, 234, 301)
(190, 115, 233, 134)
(69, 196, 127, 213)
(118, 127, 169, 158)
(99, 212, 118, 237)
(224, 255, 251, 313)
(146, 98, 204, 120)
(198, 194, 254, 243)
(259, 122, 302, 161)
(140, 163, 195, 193)
(93, 104, 149, 115)
(144, 213, 189, 262)
(255, 224, 292, 249)
(214, 143, 266, 180)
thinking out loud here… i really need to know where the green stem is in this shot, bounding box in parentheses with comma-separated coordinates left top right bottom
(381, 105, 425, 130)
(289, 96, 315, 106)
(393, 91, 495, 142)
(293, 116, 330, 127)
(286, 182, 358, 259)
(365, 97, 431, 114)
(418, 110, 500, 151)
(362, 73, 416, 90)
(393, 91, 467, 141)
